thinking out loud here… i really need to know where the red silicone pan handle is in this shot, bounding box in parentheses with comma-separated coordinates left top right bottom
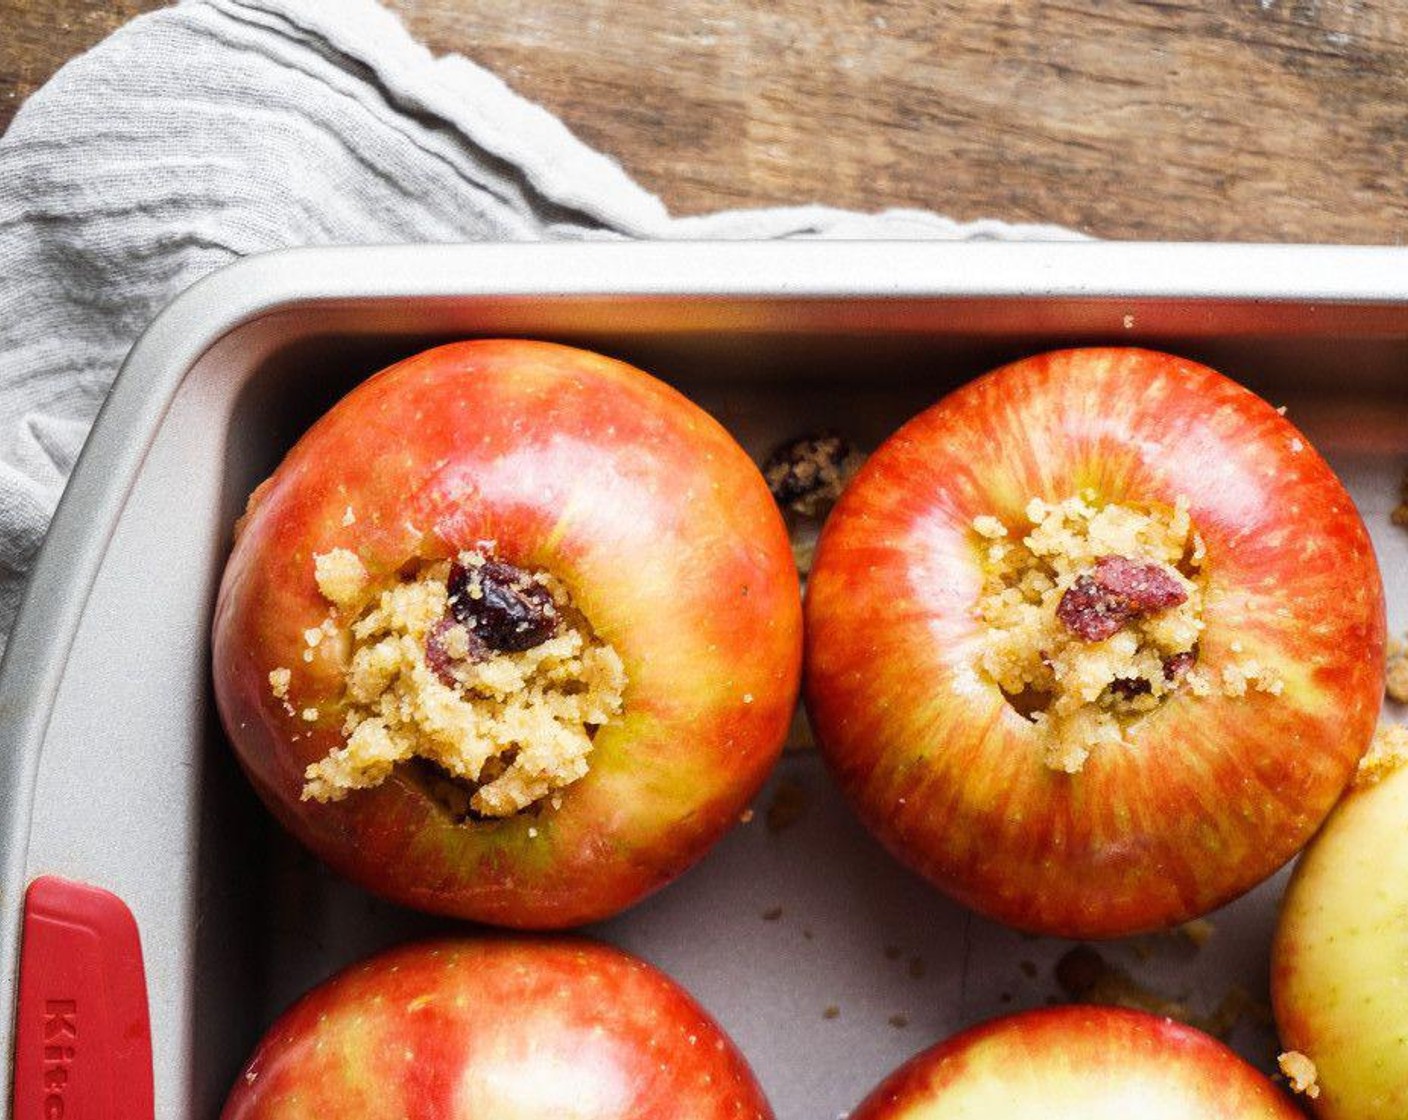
(12, 876, 154, 1120)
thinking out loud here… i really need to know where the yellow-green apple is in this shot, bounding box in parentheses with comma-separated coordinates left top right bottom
(222, 938, 773, 1120)
(850, 1006, 1303, 1119)
(805, 347, 1384, 938)
(213, 340, 801, 928)
(1271, 730, 1408, 1119)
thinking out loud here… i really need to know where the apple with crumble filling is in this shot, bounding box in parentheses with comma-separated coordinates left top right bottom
(212, 340, 802, 928)
(804, 347, 1384, 938)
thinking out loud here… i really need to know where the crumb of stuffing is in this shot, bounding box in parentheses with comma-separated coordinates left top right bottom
(1355, 723, 1408, 788)
(765, 779, 809, 833)
(1179, 918, 1214, 949)
(1278, 1051, 1321, 1099)
(268, 667, 291, 700)
(764, 433, 866, 519)
(1056, 945, 1268, 1041)
(973, 494, 1281, 773)
(764, 433, 866, 576)
(298, 549, 626, 818)
(313, 548, 368, 610)
(1387, 636, 1408, 704)
(789, 520, 821, 578)
(1392, 469, 1408, 528)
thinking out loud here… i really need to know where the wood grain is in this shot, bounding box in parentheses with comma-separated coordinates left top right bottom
(2, 1, 1405, 242)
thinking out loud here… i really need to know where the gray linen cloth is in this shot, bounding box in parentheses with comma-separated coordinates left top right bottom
(0, 0, 1077, 649)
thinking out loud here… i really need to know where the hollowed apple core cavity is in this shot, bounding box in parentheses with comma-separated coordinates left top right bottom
(289, 546, 626, 820)
(973, 494, 1218, 773)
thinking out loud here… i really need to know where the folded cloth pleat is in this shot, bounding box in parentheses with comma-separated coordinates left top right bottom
(0, 0, 1080, 650)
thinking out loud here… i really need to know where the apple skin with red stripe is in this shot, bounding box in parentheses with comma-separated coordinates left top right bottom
(222, 938, 773, 1120)
(850, 1006, 1302, 1119)
(804, 347, 1384, 938)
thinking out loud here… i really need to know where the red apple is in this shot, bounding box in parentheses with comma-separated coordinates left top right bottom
(1271, 732, 1408, 1119)
(850, 1006, 1302, 1118)
(213, 340, 801, 928)
(805, 347, 1384, 938)
(223, 937, 773, 1120)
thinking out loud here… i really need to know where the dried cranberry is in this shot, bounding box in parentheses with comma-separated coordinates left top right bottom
(1089, 556, 1188, 612)
(447, 558, 558, 653)
(424, 617, 488, 685)
(1163, 650, 1197, 681)
(1056, 556, 1188, 642)
(1056, 574, 1128, 642)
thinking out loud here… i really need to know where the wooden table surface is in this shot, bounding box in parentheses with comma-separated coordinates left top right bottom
(2, 1, 1405, 242)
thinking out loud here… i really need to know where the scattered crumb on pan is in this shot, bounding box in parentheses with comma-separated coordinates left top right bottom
(763, 432, 866, 519)
(822, 1005, 840, 1020)
(1392, 469, 1408, 528)
(766, 779, 810, 833)
(762, 431, 867, 579)
(1179, 918, 1215, 949)
(1128, 918, 1215, 961)
(1386, 634, 1408, 705)
(761, 906, 784, 922)
(887, 1014, 909, 1029)
(1054, 944, 1270, 1041)
(1277, 1051, 1321, 1099)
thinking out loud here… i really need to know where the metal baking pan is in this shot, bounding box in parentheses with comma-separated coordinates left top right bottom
(1, 242, 1405, 1119)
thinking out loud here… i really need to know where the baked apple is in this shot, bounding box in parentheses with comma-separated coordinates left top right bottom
(805, 347, 1384, 938)
(223, 938, 773, 1120)
(212, 340, 801, 927)
(1271, 724, 1408, 1119)
(850, 1006, 1302, 1118)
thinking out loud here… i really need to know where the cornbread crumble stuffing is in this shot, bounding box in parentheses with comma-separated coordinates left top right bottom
(1386, 636, 1408, 705)
(974, 494, 1281, 773)
(1354, 723, 1408, 788)
(1277, 1051, 1321, 1099)
(294, 546, 625, 818)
